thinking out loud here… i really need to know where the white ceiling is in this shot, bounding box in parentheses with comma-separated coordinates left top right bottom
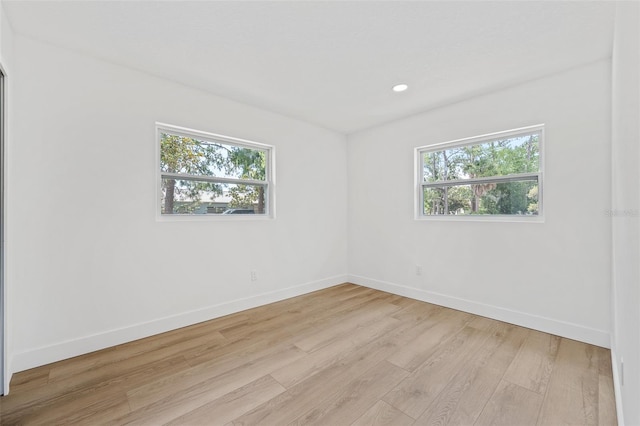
(3, 1, 617, 134)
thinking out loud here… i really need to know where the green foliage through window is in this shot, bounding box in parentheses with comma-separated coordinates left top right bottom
(158, 125, 271, 215)
(418, 126, 542, 217)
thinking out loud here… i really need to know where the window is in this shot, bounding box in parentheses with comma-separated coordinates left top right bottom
(416, 125, 543, 219)
(157, 123, 274, 217)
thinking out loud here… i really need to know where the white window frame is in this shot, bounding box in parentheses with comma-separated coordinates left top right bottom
(415, 124, 544, 222)
(156, 123, 275, 221)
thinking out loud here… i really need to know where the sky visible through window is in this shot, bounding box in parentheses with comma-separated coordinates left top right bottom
(420, 131, 541, 216)
(160, 131, 268, 214)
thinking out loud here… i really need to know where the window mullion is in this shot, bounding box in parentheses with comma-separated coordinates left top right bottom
(422, 172, 538, 189)
(161, 172, 266, 186)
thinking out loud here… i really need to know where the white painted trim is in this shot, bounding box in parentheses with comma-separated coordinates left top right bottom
(348, 274, 611, 348)
(414, 124, 545, 222)
(610, 346, 625, 426)
(11, 275, 347, 373)
(0, 61, 6, 396)
(416, 123, 545, 152)
(155, 122, 276, 221)
(413, 214, 545, 223)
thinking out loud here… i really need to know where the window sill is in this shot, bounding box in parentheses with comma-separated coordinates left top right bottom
(414, 214, 544, 223)
(156, 214, 275, 222)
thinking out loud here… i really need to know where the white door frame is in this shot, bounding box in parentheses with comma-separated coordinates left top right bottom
(0, 63, 6, 395)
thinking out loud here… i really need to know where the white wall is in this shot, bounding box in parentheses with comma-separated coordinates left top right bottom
(3, 14, 630, 423)
(7, 36, 348, 375)
(0, 0, 14, 395)
(348, 60, 612, 348)
(611, 2, 640, 425)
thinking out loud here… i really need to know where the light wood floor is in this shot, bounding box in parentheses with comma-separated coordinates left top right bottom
(0, 284, 617, 425)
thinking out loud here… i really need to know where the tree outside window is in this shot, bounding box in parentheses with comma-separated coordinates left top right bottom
(418, 126, 542, 217)
(158, 125, 272, 216)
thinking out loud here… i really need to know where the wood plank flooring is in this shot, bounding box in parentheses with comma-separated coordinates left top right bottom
(0, 284, 618, 425)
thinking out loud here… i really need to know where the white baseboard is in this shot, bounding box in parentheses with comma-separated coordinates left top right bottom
(609, 346, 625, 426)
(3, 355, 9, 395)
(349, 274, 611, 348)
(10, 275, 347, 376)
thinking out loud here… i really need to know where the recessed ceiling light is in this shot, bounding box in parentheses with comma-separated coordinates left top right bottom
(392, 83, 408, 92)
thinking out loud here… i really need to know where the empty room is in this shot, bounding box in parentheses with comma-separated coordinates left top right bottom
(0, 1, 638, 425)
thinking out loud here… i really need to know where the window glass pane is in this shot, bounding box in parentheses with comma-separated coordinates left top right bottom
(160, 132, 266, 181)
(161, 179, 267, 215)
(422, 132, 540, 183)
(423, 179, 539, 216)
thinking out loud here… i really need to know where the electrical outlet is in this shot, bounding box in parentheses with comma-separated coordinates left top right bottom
(416, 265, 422, 276)
(250, 271, 257, 281)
